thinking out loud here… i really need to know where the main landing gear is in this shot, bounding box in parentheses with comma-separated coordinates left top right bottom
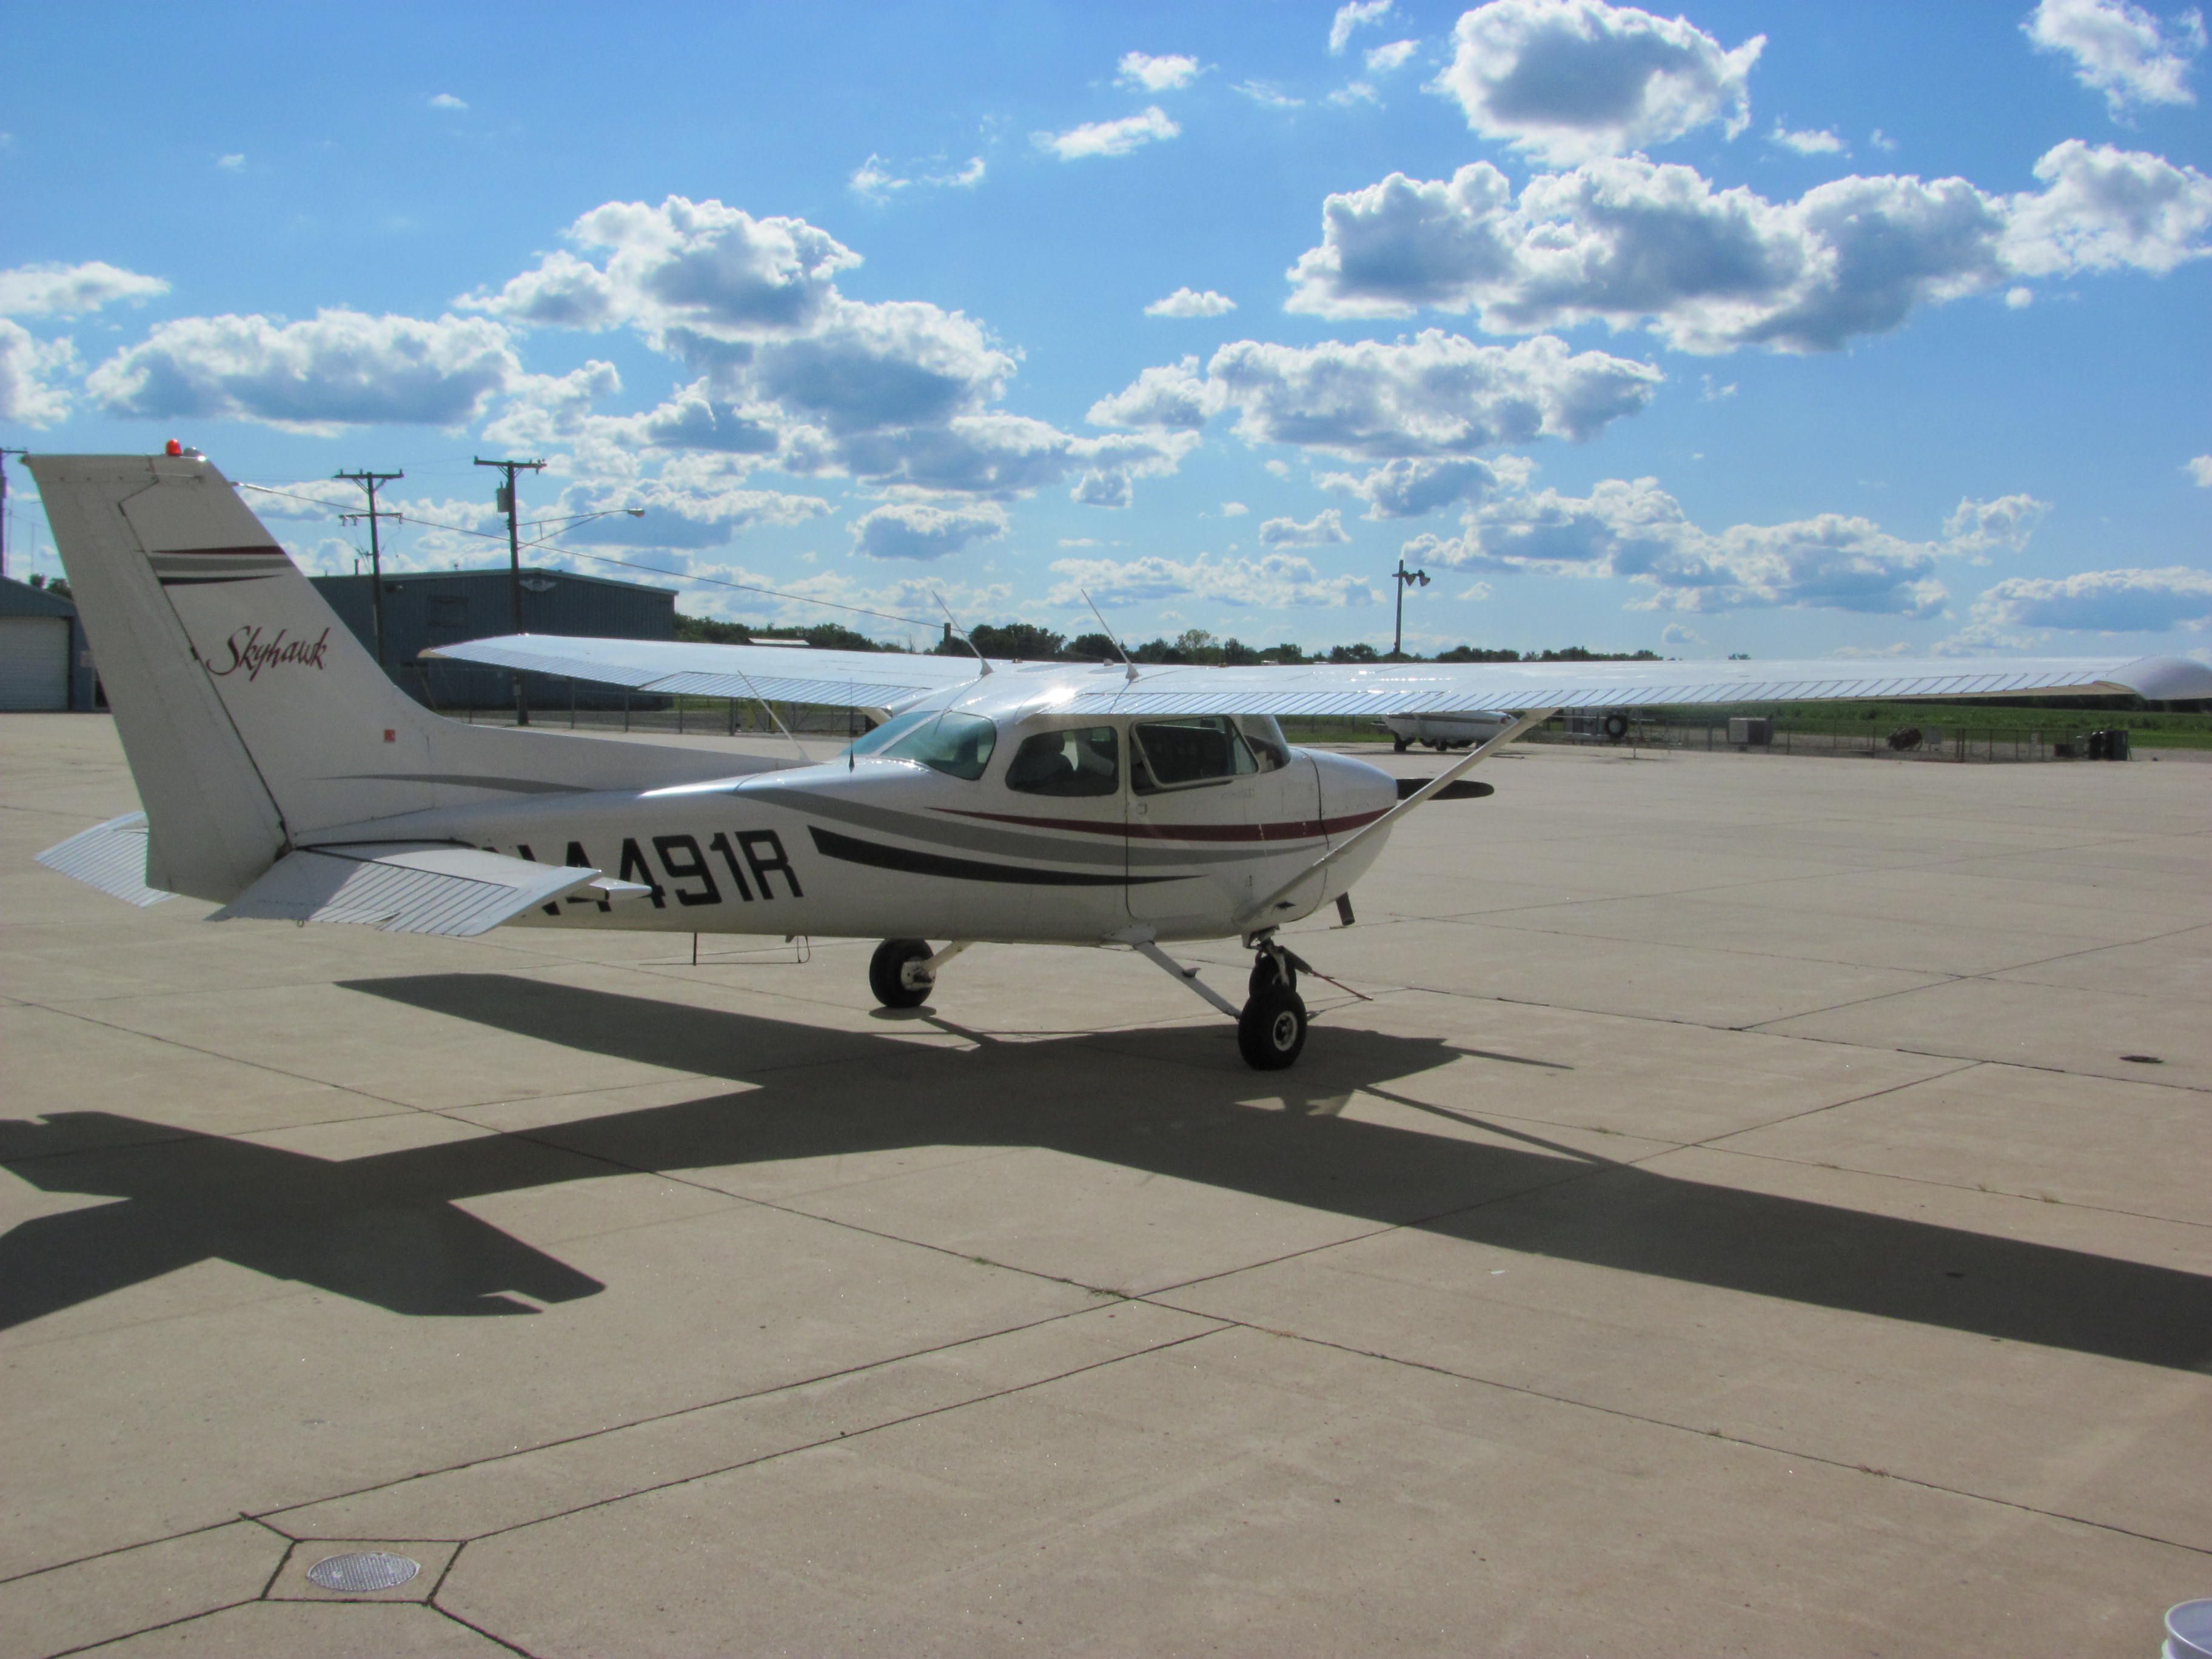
(868, 939, 971, 1010)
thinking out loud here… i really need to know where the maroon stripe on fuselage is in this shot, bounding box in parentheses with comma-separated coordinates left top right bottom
(937, 806, 1388, 842)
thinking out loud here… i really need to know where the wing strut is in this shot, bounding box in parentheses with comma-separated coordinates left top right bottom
(1237, 708, 1556, 931)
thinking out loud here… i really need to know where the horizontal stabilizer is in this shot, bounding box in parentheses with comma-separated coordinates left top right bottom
(213, 844, 625, 936)
(35, 814, 176, 908)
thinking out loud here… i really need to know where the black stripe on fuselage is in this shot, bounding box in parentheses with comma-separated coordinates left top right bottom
(806, 825, 1181, 886)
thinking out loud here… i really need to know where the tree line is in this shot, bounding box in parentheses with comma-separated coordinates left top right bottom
(674, 613, 1661, 666)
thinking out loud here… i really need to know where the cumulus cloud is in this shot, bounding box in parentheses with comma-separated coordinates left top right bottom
(0, 260, 169, 317)
(1051, 551, 1375, 608)
(1366, 39, 1419, 73)
(1316, 454, 1533, 518)
(1402, 475, 2050, 616)
(1330, 0, 1393, 55)
(85, 309, 519, 432)
(1090, 335, 1659, 464)
(2187, 454, 2212, 484)
(216, 154, 246, 172)
(852, 500, 1009, 560)
(2025, 0, 2204, 115)
(1035, 106, 1179, 160)
(0, 320, 75, 425)
(1942, 492, 2051, 557)
(1086, 355, 1224, 429)
(1200, 332, 1662, 455)
(1257, 508, 1350, 547)
(1770, 124, 1846, 155)
(1285, 142, 2212, 352)
(463, 197, 861, 340)
(1144, 286, 1237, 318)
(1970, 565, 2212, 632)
(1435, 0, 1765, 167)
(1221, 501, 1249, 516)
(2002, 139, 2212, 273)
(429, 93, 468, 110)
(1118, 52, 1202, 92)
(1236, 81, 1305, 109)
(1660, 621, 1705, 648)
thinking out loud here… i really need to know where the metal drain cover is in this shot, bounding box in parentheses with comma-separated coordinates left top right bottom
(306, 1552, 420, 1593)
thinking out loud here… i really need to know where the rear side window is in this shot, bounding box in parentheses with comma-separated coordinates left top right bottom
(1006, 726, 1119, 797)
(1131, 717, 1257, 792)
(874, 711, 997, 780)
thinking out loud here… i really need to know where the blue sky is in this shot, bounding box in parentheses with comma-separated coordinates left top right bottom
(3, 0, 2208, 659)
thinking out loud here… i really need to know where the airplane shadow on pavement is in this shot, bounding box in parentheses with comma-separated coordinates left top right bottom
(2, 970, 2209, 1374)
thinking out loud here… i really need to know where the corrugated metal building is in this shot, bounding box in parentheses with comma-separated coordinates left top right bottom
(310, 567, 676, 708)
(0, 577, 98, 711)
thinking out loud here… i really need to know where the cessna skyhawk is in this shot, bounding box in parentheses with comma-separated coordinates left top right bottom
(30, 452, 2212, 1069)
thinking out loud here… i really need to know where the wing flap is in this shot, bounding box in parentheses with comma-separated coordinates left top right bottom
(35, 813, 176, 907)
(213, 843, 606, 936)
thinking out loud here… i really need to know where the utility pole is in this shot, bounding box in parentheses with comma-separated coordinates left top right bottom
(474, 454, 544, 724)
(0, 449, 28, 583)
(1390, 556, 1430, 661)
(336, 468, 403, 670)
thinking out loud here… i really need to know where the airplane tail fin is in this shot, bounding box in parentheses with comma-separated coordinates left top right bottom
(28, 452, 757, 903)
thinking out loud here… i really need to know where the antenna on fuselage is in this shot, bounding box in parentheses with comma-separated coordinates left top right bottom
(931, 592, 991, 676)
(1080, 588, 1139, 683)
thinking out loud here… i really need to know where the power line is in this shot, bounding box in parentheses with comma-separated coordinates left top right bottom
(236, 481, 937, 631)
(335, 468, 404, 668)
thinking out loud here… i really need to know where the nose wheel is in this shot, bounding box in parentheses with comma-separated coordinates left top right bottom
(1238, 980, 1308, 1069)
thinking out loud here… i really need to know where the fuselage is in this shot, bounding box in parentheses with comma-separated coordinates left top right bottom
(313, 671, 1400, 945)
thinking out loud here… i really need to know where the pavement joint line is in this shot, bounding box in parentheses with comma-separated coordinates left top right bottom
(1136, 1304, 2212, 1563)
(428, 1597, 540, 1658)
(1739, 1025, 2212, 1097)
(250, 1298, 1148, 1534)
(452, 1324, 1229, 1547)
(36, 1597, 266, 1659)
(1681, 1140, 2212, 1236)
(0, 1513, 263, 1591)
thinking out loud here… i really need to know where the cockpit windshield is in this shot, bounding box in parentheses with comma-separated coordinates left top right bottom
(842, 709, 997, 780)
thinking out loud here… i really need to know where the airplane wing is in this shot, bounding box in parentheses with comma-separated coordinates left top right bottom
(425, 635, 2212, 716)
(426, 634, 990, 715)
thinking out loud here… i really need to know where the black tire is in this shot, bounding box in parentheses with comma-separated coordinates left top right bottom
(1601, 712, 1629, 742)
(1248, 954, 1298, 998)
(1238, 984, 1308, 1071)
(869, 938, 934, 1009)
(1392, 734, 1409, 753)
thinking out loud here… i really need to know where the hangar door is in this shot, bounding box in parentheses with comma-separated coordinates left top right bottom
(0, 615, 70, 711)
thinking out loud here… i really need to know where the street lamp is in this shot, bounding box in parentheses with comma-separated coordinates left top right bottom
(1391, 556, 1430, 660)
(523, 507, 648, 532)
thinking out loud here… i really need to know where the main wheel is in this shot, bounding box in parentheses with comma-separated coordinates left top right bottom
(1392, 734, 1410, 753)
(1248, 953, 1298, 998)
(1238, 984, 1308, 1071)
(869, 938, 934, 1009)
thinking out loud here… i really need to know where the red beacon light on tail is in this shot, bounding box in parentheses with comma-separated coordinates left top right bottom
(164, 440, 182, 456)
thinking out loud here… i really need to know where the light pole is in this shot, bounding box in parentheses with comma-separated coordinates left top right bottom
(1391, 556, 1430, 661)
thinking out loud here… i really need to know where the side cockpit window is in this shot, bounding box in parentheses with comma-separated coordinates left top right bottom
(1006, 725, 1119, 797)
(1131, 716, 1258, 793)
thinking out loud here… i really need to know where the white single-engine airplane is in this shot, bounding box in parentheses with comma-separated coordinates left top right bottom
(30, 452, 2212, 1069)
